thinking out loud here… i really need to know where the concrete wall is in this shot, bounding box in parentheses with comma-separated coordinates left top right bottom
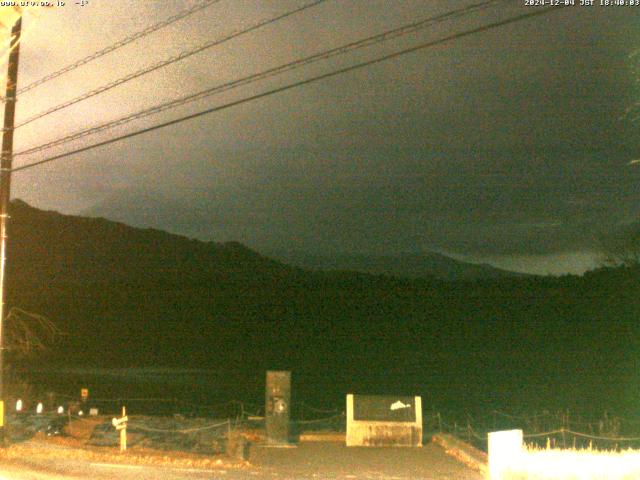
(346, 394, 422, 447)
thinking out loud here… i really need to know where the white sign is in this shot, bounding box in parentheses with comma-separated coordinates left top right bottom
(112, 415, 128, 427)
(390, 400, 410, 411)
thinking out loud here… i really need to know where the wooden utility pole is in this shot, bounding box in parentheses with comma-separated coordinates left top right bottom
(0, 15, 22, 439)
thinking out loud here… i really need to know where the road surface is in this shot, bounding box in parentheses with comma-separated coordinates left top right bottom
(0, 438, 484, 479)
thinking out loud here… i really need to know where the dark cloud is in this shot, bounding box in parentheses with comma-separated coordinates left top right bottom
(7, 1, 640, 272)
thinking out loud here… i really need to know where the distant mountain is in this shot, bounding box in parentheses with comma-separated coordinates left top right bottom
(265, 250, 527, 281)
(82, 190, 526, 281)
(9, 198, 295, 288)
(4, 199, 639, 418)
(6, 199, 308, 367)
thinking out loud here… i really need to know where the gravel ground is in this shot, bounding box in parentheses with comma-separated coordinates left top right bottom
(0, 439, 484, 479)
(0, 418, 483, 479)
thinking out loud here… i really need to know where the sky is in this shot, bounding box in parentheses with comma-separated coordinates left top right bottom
(1, 0, 639, 275)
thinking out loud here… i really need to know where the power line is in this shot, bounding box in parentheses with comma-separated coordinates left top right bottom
(13, 0, 223, 97)
(10, 5, 568, 174)
(13, 0, 506, 158)
(13, 0, 330, 129)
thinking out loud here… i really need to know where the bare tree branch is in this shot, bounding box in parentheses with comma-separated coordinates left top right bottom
(4, 307, 64, 358)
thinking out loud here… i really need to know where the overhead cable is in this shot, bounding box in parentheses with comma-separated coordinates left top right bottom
(10, 5, 568, 174)
(14, 0, 330, 129)
(13, 0, 507, 157)
(14, 0, 223, 96)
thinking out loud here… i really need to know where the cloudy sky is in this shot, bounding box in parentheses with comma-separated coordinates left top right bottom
(2, 0, 639, 274)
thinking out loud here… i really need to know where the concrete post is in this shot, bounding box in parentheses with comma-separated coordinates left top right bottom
(488, 429, 523, 480)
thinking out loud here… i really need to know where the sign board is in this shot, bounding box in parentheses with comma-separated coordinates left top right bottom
(353, 395, 417, 422)
(346, 394, 422, 447)
(81, 388, 89, 401)
(265, 370, 291, 445)
(112, 415, 128, 426)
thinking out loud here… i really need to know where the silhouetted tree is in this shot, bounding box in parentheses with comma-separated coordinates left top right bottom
(600, 222, 640, 267)
(2, 308, 63, 407)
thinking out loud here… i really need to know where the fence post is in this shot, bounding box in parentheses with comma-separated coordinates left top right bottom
(120, 406, 127, 453)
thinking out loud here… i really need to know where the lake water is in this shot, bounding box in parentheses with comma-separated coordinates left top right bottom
(17, 366, 265, 417)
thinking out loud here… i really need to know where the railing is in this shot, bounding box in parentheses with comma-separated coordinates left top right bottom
(433, 409, 640, 452)
(9, 392, 640, 452)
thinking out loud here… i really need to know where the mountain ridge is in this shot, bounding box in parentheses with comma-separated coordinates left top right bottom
(4, 199, 638, 419)
(81, 192, 526, 281)
(265, 250, 528, 281)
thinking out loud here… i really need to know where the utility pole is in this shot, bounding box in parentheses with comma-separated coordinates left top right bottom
(0, 15, 22, 441)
